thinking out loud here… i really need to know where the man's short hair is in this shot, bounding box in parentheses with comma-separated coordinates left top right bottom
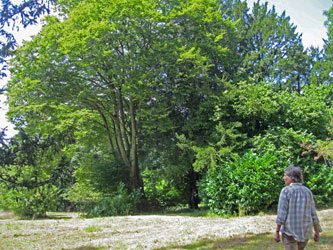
(284, 165, 303, 183)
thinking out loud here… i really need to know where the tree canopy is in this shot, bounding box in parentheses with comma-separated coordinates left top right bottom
(2, 0, 332, 216)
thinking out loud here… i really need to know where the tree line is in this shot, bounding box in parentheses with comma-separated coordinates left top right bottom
(0, 0, 332, 217)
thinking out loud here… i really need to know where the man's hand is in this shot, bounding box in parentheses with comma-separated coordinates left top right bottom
(274, 232, 280, 242)
(314, 232, 320, 242)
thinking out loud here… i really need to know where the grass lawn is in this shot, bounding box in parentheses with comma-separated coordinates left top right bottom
(1, 208, 332, 250)
(157, 230, 333, 249)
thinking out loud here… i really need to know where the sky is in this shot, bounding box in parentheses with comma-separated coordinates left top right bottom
(247, 0, 332, 48)
(0, 0, 332, 138)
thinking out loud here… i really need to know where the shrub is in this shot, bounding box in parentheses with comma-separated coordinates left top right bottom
(142, 168, 185, 209)
(252, 127, 315, 167)
(86, 182, 142, 217)
(3, 184, 59, 218)
(0, 184, 9, 210)
(198, 151, 287, 215)
(65, 181, 141, 217)
(252, 127, 333, 205)
(303, 163, 333, 205)
(63, 179, 102, 203)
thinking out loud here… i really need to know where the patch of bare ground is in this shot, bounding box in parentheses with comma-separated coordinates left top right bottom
(0, 209, 332, 250)
(0, 210, 17, 220)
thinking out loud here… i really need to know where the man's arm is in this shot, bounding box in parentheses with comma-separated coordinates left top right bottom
(310, 190, 321, 242)
(275, 188, 288, 243)
(313, 223, 320, 242)
(274, 224, 282, 242)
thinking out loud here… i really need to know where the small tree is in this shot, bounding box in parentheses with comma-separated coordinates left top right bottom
(0, 130, 73, 217)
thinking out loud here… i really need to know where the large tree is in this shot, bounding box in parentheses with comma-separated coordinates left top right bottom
(7, 0, 236, 193)
(217, 0, 312, 91)
(311, 4, 333, 86)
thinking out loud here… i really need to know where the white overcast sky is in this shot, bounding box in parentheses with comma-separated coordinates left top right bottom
(0, 0, 332, 138)
(247, 0, 332, 48)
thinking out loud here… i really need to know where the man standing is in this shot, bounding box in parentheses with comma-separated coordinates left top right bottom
(275, 165, 321, 250)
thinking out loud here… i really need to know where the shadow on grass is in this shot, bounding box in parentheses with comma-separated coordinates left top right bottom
(0, 210, 81, 221)
(63, 246, 105, 250)
(140, 207, 230, 218)
(43, 211, 81, 220)
(155, 232, 333, 250)
(45, 214, 75, 220)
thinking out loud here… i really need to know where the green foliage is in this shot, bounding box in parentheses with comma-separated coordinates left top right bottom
(0, 0, 53, 78)
(142, 169, 184, 208)
(192, 122, 248, 173)
(84, 226, 102, 232)
(63, 180, 102, 203)
(199, 151, 287, 215)
(71, 147, 129, 194)
(48, 155, 76, 211)
(278, 84, 332, 139)
(70, 182, 142, 217)
(231, 82, 281, 135)
(0, 130, 75, 214)
(199, 126, 333, 215)
(251, 127, 327, 173)
(304, 163, 333, 205)
(252, 127, 333, 205)
(220, 82, 332, 139)
(310, 5, 333, 86)
(61, 144, 148, 215)
(0, 185, 8, 210)
(140, 134, 195, 209)
(2, 0, 332, 215)
(251, 127, 314, 165)
(64, 147, 142, 216)
(239, 1, 309, 88)
(304, 138, 333, 167)
(1, 184, 59, 218)
(7, 0, 239, 193)
(90, 184, 141, 217)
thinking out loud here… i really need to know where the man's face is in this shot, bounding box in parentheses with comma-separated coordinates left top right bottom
(283, 173, 293, 186)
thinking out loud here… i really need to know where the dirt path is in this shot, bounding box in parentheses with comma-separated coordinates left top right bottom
(0, 209, 332, 250)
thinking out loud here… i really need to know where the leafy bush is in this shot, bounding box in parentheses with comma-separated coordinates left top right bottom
(72, 149, 129, 194)
(303, 163, 333, 205)
(278, 84, 332, 139)
(85, 183, 141, 217)
(65, 181, 141, 217)
(231, 83, 332, 139)
(252, 127, 315, 166)
(2, 184, 59, 218)
(198, 151, 287, 215)
(63, 179, 102, 202)
(0, 184, 9, 210)
(252, 127, 333, 205)
(142, 168, 185, 209)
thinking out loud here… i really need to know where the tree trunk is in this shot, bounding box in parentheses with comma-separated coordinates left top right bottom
(188, 168, 199, 209)
(128, 101, 142, 191)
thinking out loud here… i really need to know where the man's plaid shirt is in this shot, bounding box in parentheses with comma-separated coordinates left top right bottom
(276, 183, 321, 242)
